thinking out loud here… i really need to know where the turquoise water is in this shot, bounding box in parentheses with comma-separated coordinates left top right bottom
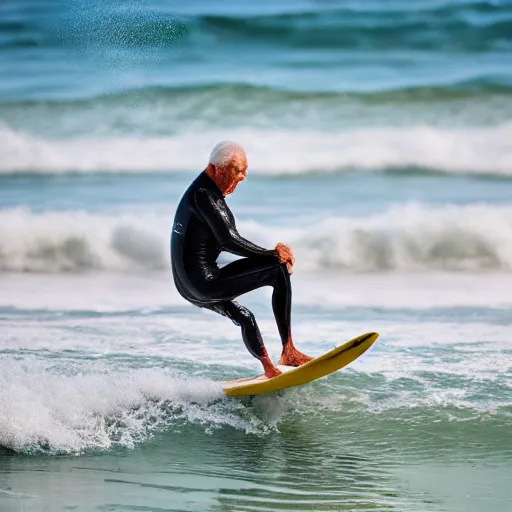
(1, 1, 512, 511)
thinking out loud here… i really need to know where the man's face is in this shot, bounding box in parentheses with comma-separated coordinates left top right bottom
(218, 155, 247, 195)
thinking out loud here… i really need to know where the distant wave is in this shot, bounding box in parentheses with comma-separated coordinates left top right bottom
(1, 204, 512, 273)
(2, 1, 511, 52)
(4, 80, 512, 107)
(194, 2, 512, 52)
(1, 123, 511, 176)
(2, 81, 511, 142)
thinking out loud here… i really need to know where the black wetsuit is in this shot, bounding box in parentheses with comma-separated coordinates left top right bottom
(170, 171, 292, 359)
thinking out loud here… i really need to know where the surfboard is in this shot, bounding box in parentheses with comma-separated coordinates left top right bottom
(222, 331, 378, 397)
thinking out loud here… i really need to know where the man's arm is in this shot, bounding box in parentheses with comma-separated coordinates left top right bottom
(195, 188, 277, 258)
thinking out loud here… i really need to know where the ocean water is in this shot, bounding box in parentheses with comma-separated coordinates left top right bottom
(1, 1, 512, 511)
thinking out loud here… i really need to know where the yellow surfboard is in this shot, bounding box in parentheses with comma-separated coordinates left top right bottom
(223, 331, 379, 397)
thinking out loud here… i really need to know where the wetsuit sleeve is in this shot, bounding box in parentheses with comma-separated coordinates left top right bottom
(194, 188, 277, 258)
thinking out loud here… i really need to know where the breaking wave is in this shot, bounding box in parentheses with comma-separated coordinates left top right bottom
(1, 204, 512, 273)
(1, 123, 512, 176)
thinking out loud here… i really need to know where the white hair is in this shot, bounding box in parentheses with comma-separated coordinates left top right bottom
(209, 141, 246, 167)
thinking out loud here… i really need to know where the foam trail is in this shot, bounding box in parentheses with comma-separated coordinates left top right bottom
(1, 204, 512, 273)
(1, 123, 512, 175)
(0, 361, 223, 454)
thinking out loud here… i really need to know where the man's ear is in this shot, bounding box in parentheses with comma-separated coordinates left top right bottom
(206, 163, 215, 174)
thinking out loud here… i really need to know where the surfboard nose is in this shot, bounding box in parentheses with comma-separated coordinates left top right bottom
(352, 332, 379, 348)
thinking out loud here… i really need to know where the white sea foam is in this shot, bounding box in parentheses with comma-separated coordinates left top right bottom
(0, 361, 225, 454)
(1, 123, 512, 175)
(0, 359, 304, 454)
(2, 203, 512, 273)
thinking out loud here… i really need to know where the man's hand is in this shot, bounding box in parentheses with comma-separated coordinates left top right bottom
(275, 242, 295, 274)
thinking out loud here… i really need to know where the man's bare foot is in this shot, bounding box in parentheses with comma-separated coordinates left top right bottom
(261, 354, 282, 378)
(279, 344, 314, 367)
(264, 365, 282, 378)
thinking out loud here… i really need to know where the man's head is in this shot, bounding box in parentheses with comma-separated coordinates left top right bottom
(205, 141, 248, 196)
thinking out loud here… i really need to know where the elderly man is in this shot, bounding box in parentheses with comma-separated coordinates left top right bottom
(170, 141, 312, 378)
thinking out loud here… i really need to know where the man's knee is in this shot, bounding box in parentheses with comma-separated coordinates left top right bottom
(234, 304, 257, 328)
